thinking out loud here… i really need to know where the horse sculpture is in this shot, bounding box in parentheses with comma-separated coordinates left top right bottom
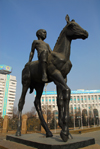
(16, 14, 88, 142)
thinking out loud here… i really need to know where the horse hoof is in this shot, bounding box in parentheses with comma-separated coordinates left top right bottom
(16, 131, 21, 136)
(60, 130, 68, 142)
(46, 131, 53, 137)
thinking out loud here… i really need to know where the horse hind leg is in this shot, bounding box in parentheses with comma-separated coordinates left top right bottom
(34, 83, 53, 137)
(16, 84, 29, 136)
(16, 66, 30, 136)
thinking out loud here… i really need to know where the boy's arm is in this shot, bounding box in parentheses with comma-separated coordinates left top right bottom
(29, 41, 36, 62)
(48, 44, 52, 53)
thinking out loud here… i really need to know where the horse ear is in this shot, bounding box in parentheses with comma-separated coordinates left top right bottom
(65, 14, 70, 24)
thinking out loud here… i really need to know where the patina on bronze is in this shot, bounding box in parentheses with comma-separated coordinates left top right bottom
(16, 14, 88, 142)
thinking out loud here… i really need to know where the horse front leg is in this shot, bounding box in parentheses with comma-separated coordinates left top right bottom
(16, 85, 28, 136)
(56, 77, 67, 129)
(60, 87, 71, 142)
(49, 69, 71, 141)
(57, 86, 64, 129)
(34, 83, 53, 137)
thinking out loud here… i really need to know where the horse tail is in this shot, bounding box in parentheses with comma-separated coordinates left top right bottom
(22, 65, 34, 94)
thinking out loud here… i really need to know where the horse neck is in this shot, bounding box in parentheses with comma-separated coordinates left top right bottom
(53, 32, 71, 60)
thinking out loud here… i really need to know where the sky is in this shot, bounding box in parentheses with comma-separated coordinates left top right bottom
(0, 0, 100, 113)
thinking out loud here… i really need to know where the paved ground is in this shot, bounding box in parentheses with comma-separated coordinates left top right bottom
(77, 130, 100, 145)
(0, 133, 37, 149)
(0, 131, 100, 149)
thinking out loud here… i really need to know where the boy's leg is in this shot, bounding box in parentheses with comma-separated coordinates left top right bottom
(40, 51, 48, 82)
(41, 62, 48, 82)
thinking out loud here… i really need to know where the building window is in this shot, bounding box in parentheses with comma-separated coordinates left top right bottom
(81, 96, 83, 102)
(70, 106, 73, 114)
(77, 96, 80, 103)
(88, 104, 91, 109)
(53, 105, 55, 108)
(84, 96, 87, 102)
(52, 99, 55, 103)
(78, 106, 80, 112)
(70, 97, 72, 102)
(91, 95, 94, 101)
(95, 95, 97, 100)
(88, 96, 90, 100)
(74, 97, 76, 103)
(49, 99, 51, 103)
(46, 98, 48, 103)
(42, 98, 44, 103)
(82, 104, 84, 108)
(74, 105, 76, 113)
(54, 111, 58, 115)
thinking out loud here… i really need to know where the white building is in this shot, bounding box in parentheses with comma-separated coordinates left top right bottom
(39, 89, 100, 126)
(0, 65, 17, 118)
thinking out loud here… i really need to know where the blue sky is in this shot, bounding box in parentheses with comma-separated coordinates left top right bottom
(0, 0, 100, 113)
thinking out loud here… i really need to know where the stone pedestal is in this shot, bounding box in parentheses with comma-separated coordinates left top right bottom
(21, 115, 28, 134)
(6, 133, 95, 149)
(41, 114, 47, 133)
(2, 115, 8, 133)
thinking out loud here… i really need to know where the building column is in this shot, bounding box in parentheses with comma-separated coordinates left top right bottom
(81, 107, 83, 129)
(87, 109, 89, 128)
(98, 110, 100, 126)
(73, 106, 75, 130)
(2, 115, 8, 133)
(21, 115, 28, 134)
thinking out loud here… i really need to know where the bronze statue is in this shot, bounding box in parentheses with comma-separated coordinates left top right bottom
(16, 14, 88, 142)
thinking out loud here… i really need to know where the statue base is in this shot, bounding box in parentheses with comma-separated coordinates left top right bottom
(6, 133, 95, 149)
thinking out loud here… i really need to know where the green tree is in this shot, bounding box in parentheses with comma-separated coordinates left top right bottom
(27, 117, 41, 131)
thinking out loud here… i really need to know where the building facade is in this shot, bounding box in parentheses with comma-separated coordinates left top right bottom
(0, 65, 17, 118)
(39, 89, 100, 127)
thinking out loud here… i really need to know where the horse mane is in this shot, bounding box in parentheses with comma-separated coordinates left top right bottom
(53, 25, 67, 51)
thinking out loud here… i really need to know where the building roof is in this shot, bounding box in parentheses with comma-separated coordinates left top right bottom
(34, 90, 100, 95)
(0, 65, 12, 74)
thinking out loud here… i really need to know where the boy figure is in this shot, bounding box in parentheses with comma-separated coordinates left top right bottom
(28, 29, 52, 82)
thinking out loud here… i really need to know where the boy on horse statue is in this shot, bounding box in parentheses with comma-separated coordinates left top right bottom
(28, 29, 52, 82)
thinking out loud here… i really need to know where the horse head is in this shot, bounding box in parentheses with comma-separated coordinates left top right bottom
(52, 14, 88, 77)
(65, 14, 88, 40)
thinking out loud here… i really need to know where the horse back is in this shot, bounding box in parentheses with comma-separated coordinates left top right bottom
(48, 52, 66, 69)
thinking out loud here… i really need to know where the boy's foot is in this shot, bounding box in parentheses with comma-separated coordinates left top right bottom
(42, 74, 48, 82)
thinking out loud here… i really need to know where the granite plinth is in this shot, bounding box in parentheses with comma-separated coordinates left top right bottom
(6, 133, 95, 149)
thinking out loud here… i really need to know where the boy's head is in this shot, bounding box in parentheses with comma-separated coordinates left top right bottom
(36, 29, 47, 40)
